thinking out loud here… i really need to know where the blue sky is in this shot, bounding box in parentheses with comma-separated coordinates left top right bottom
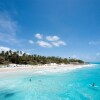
(0, 0, 100, 61)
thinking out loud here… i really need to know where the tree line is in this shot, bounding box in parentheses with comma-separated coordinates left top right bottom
(0, 50, 84, 65)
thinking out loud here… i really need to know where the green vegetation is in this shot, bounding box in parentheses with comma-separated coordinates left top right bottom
(0, 50, 84, 65)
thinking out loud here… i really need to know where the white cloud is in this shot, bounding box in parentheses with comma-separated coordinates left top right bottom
(89, 41, 100, 45)
(0, 46, 10, 52)
(52, 40, 66, 47)
(0, 33, 20, 44)
(0, 12, 17, 35)
(0, 11, 19, 44)
(34, 34, 66, 48)
(29, 40, 34, 44)
(37, 41, 52, 48)
(46, 36, 60, 41)
(35, 33, 42, 39)
(46, 35, 66, 47)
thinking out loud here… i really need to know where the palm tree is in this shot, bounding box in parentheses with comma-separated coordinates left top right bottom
(1, 51, 5, 56)
(0, 50, 84, 65)
(0, 56, 5, 64)
(9, 50, 12, 55)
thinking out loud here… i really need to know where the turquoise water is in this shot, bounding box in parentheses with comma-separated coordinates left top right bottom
(0, 64, 100, 100)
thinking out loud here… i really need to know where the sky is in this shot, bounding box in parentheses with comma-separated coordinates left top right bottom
(0, 0, 100, 61)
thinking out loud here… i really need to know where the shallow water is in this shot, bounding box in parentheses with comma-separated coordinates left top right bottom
(0, 64, 100, 100)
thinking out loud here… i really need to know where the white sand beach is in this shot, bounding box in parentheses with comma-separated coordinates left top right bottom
(0, 64, 94, 74)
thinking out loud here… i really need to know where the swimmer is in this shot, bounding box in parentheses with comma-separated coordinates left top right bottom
(92, 83, 95, 87)
(89, 83, 98, 88)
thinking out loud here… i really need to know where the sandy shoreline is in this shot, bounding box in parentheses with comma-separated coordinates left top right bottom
(0, 64, 96, 79)
(0, 64, 94, 73)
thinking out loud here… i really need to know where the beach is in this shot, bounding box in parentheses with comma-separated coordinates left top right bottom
(0, 64, 94, 74)
(0, 63, 99, 100)
(0, 63, 95, 80)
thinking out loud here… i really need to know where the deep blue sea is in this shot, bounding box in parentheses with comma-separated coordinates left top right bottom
(0, 64, 100, 100)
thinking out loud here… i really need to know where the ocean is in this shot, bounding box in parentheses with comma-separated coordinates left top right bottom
(0, 64, 100, 100)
